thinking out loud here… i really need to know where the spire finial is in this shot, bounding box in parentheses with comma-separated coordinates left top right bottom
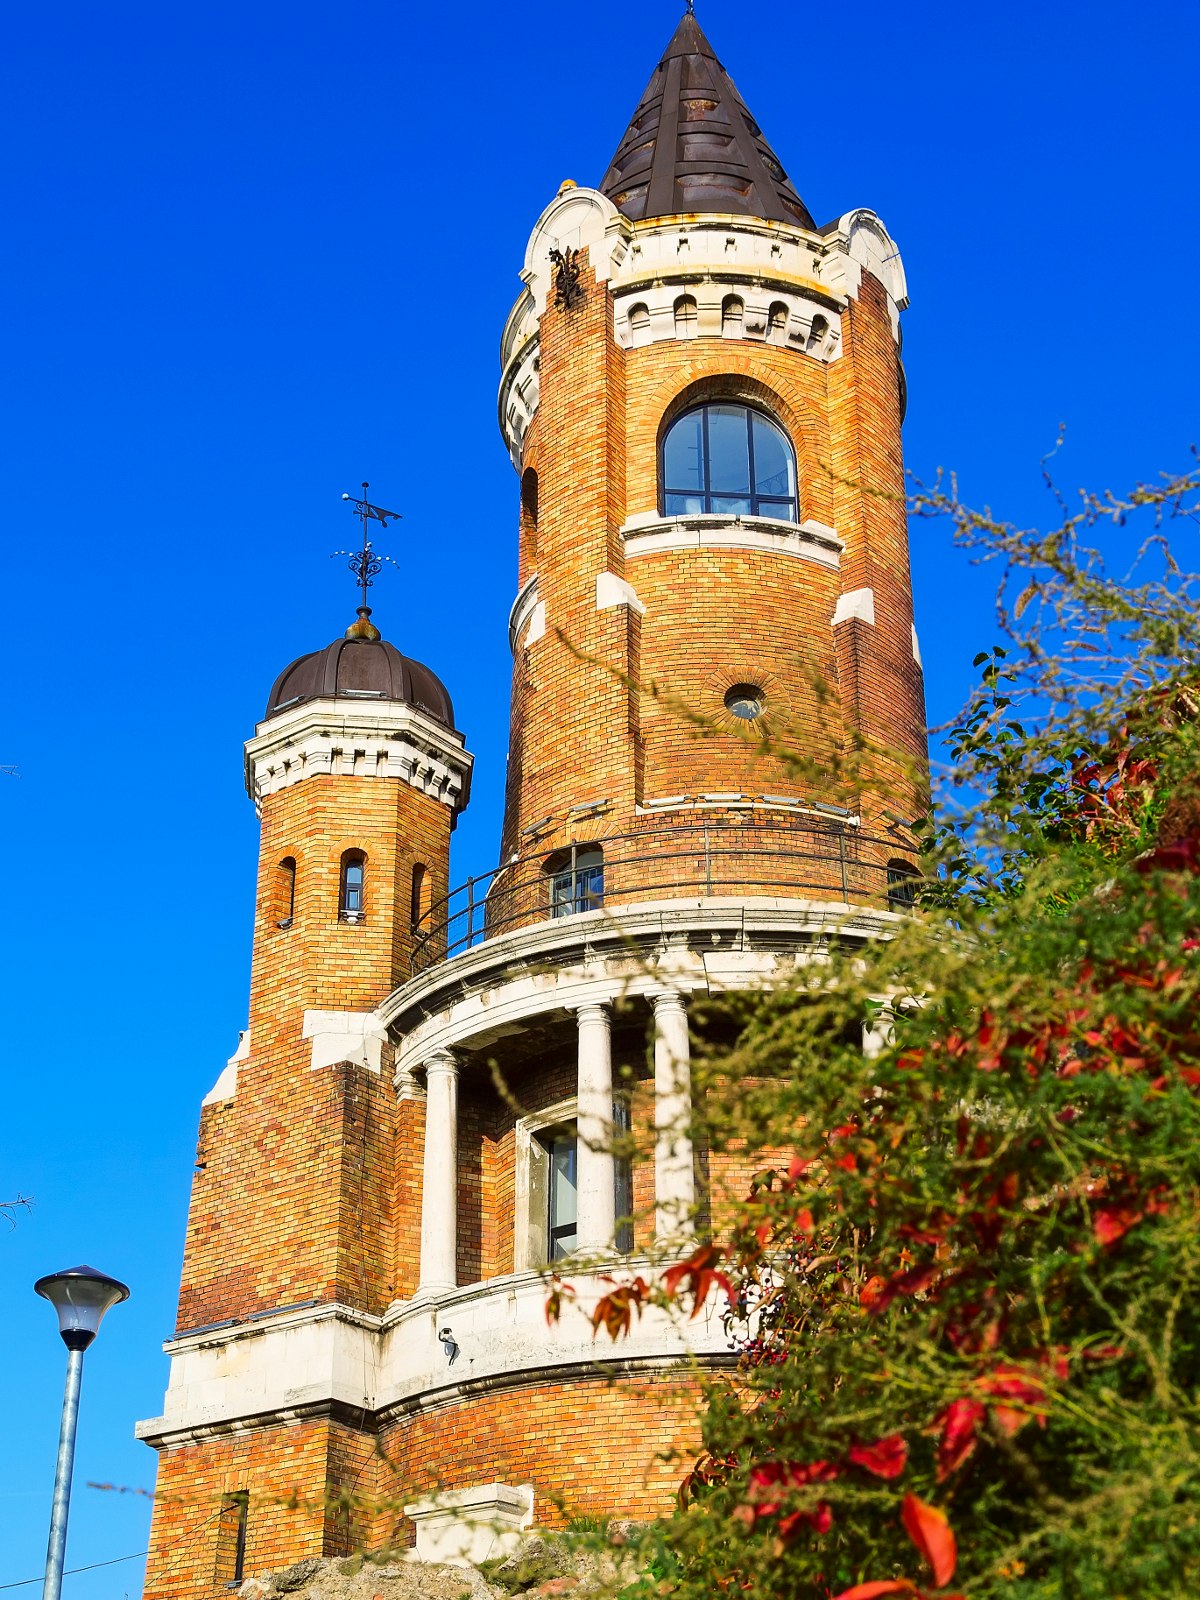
(334, 482, 401, 639)
(685, 0, 695, 13)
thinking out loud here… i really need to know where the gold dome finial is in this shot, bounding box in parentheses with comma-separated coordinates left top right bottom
(346, 605, 381, 642)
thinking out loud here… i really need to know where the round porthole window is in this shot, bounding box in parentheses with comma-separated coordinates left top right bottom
(724, 683, 766, 720)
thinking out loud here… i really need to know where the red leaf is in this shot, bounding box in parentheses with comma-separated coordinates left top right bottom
(831, 1585, 918, 1600)
(869, 1263, 940, 1315)
(848, 1434, 909, 1480)
(932, 1398, 983, 1481)
(1093, 1205, 1142, 1247)
(901, 1493, 957, 1586)
(859, 1275, 888, 1310)
(662, 1244, 734, 1317)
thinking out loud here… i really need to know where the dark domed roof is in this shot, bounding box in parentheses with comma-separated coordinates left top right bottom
(264, 613, 456, 728)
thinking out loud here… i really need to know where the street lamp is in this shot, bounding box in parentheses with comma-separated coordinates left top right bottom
(34, 1266, 130, 1600)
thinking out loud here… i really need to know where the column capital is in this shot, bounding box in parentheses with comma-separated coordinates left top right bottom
(424, 1048, 458, 1079)
(651, 988, 688, 1017)
(575, 1001, 611, 1026)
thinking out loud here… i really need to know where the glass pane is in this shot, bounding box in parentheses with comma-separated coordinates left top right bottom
(344, 864, 363, 912)
(665, 492, 705, 516)
(549, 1134, 578, 1258)
(752, 412, 795, 498)
(663, 411, 704, 493)
(756, 497, 797, 522)
(551, 871, 574, 917)
(579, 865, 604, 910)
(706, 406, 751, 494)
(710, 494, 752, 515)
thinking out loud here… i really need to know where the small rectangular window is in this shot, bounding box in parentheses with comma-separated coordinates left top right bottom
(216, 1491, 249, 1586)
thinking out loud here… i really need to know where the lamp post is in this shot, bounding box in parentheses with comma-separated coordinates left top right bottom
(34, 1266, 130, 1600)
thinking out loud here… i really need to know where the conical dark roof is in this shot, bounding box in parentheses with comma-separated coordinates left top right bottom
(599, 12, 814, 228)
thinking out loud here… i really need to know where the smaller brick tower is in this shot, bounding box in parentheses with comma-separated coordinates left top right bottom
(138, 606, 472, 1591)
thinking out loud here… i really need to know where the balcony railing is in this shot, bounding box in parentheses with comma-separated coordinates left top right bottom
(408, 820, 915, 979)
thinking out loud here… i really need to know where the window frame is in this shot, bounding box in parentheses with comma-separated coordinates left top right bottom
(546, 844, 605, 919)
(660, 402, 798, 523)
(339, 850, 366, 924)
(514, 1098, 635, 1270)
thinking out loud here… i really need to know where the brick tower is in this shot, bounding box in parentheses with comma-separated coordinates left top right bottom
(139, 12, 926, 1591)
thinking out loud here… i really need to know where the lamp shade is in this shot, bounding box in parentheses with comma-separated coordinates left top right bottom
(34, 1265, 130, 1351)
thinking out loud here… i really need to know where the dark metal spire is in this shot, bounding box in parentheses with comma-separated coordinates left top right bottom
(599, 13, 814, 229)
(334, 482, 401, 640)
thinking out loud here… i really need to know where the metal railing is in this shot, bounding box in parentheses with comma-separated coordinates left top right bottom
(408, 820, 914, 979)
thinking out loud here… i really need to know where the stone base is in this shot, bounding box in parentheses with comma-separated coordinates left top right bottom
(403, 1482, 535, 1567)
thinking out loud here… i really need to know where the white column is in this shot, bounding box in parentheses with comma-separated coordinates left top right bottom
(653, 990, 695, 1243)
(419, 1049, 458, 1294)
(575, 1002, 616, 1255)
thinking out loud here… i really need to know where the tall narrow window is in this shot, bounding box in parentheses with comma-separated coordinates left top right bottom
(546, 845, 604, 918)
(275, 857, 296, 930)
(216, 1491, 249, 1585)
(546, 1131, 578, 1259)
(410, 862, 431, 930)
(661, 402, 798, 522)
(339, 850, 366, 924)
(613, 1095, 634, 1255)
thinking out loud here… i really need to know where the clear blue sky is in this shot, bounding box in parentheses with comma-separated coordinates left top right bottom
(2, 1, 1197, 1592)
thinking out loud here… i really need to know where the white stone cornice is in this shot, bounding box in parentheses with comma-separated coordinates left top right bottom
(243, 698, 473, 816)
(135, 1267, 729, 1446)
(622, 511, 840, 569)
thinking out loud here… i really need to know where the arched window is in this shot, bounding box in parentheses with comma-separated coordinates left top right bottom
(661, 402, 798, 521)
(721, 294, 744, 337)
(673, 294, 698, 339)
(886, 860, 918, 911)
(767, 301, 789, 343)
(410, 863, 431, 930)
(339, 850, 366, 924)
(627, 301, 651, 346)
(521, 466, 538, 529)
(545, 845, 604, 918)
(275, 857, 296, 929)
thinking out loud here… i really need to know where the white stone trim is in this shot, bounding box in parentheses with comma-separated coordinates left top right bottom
(819, 209, 909, 331)
(613, 278, 841, 359)
(508, 574, 540, 651)
(203, 1030, 250, 1106)
(404, 1483, 534, 1566)
(387, 897, 896, 1077)
(244, 699, 472, 816)
(833, 587, 876, 626)
(912, 622, 923, 668)
(622, 512, 840, 569)
(498, 209, 907, 471)
(136, 1265, 729, 1445)
(498, 332, 540, 472)
(301, 1010, 387, 1073)
(595, 570, 645, 614)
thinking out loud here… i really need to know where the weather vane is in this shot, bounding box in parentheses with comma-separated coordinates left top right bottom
(334, 481, 401, 610)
